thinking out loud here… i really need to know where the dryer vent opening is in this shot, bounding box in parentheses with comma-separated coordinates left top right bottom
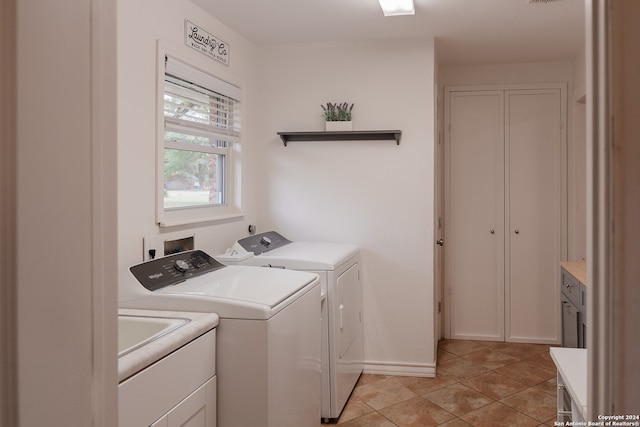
(164, 235, 195, 256)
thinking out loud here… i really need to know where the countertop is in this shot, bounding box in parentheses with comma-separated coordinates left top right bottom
(561, 260, 587, 287)
(550, 347, 587, 420)
(118, 308, 219, 382)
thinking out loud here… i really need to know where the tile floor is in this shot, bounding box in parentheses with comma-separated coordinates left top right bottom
(328, 339, 559, 427)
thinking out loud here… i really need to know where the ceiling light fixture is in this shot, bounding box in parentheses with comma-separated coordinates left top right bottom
(378, 0, 415, 16)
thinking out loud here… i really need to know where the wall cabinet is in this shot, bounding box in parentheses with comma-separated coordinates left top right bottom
(444, 84, 566, 343)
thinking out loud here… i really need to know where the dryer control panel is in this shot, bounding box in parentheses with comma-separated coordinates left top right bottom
(237, 231, 292, 255)
(130, 250, 226, 291)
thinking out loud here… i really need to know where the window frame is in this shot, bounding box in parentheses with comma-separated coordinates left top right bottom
(156, 46, 244, 227)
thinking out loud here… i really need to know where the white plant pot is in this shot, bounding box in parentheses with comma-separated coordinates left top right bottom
(325, 121, 353, 131)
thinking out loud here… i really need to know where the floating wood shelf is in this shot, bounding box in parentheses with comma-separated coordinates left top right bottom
(277, 130, 402, 147)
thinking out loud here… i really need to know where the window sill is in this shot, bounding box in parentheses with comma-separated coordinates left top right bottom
(158, 211, 245, 228)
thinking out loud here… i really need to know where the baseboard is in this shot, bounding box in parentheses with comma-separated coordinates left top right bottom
(505, 337, 561, 345)
(363, 360, 436, 378)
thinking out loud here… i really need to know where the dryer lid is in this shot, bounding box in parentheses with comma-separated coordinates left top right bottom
(236, 230, 292, 255)
(233, 231, 359, 270)
(251, 241, 359, 270)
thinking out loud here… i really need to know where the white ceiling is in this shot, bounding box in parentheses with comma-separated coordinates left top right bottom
(192, 0, 585, 66)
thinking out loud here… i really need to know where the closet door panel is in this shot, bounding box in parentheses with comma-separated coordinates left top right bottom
(446, 91, 505, 340)
(506, 89, 562, 342)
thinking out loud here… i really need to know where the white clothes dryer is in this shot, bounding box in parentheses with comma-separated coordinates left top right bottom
(119, 250, 321, 427)
(216, 231, 364, 422)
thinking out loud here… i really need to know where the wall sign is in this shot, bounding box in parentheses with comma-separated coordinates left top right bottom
(184, 20, 230, 66)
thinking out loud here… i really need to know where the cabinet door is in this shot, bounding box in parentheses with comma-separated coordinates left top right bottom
(445, 90, 505, 340)
(151, 377, 217, 427)
(506, 89, 562, 343)
(561, 299, 579, 348)
(333, 262, 363, 417)
(336, 263, 362, 359)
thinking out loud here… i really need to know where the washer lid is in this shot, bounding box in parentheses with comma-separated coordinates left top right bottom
(123, 251, 320, 319)
(156, 265, 317, 308)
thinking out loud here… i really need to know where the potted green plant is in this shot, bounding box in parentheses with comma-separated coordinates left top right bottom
(321, 102, 354, 131)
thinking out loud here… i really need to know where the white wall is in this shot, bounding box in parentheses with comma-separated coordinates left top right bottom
(439, 61, 573, 87)
(255, 39, 437, 374)
(117, 0, 260, 274)
(17, 1, 92, 424)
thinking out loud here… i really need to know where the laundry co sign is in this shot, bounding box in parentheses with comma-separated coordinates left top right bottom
(184, 20, 230, 66)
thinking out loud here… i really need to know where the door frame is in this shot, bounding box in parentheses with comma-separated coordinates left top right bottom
(442, 83, 568, 341)
(434, 84, 444, 344)
(0, 0, 18, 424)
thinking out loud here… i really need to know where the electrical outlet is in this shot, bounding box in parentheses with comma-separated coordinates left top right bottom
(143, 236, 159, 261)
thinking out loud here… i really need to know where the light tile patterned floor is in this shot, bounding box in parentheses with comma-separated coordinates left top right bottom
(326, 340, 558, 427)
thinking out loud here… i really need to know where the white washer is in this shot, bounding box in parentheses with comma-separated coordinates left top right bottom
(119, 250, 321, 427)
(217, 231, 364, 422)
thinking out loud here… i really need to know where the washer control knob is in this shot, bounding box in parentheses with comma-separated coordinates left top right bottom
(174, 259, 189, 273)
(260, 236, 272, 247)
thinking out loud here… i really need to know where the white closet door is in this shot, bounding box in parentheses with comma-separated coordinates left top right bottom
(445, 91, 505, 341)
(505, 89, 562, 342)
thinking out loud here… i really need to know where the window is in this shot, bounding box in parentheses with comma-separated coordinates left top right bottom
(158, 54, 242, 226)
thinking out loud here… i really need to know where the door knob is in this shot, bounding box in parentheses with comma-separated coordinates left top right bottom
(436, 239, 444, 246)
(490, 229, 495, 234)
(515, 229, 520, 234)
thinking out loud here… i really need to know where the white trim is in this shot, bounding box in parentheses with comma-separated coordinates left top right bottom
(164, 140, 228, 155)
(363, 360, 436, 378)
(573, 85, 587, 102)
(586, 0, 612, 419)
(165, 122, 240, 143)
(159, 211, 245, 228)
(90, 0, 118, 425)
(443, 82, 568, 93)
(505, 337, 559, 345)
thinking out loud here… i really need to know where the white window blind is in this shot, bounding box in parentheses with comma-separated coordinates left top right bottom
(164, 55, 241, 143)
(165, 55, 241, 101)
